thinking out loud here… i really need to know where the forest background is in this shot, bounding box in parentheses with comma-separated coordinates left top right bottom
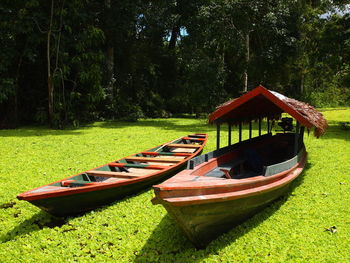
(1, 0, 349, 128)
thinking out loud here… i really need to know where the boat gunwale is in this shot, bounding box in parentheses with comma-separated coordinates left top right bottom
(17, 134, 208, 201)
(153, 148, 307, 206)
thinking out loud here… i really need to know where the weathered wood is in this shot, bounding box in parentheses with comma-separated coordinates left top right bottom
(216, 124, 220, 150)
(294, 122, 300, 155)
(167, 144, 201, 148)
(183, 137, 206, 141)
(16, 134, 208, 217)
(125, 157, 182, 163)
(153, 133, 307, 248)
(86, 170, 141, 179)
(141, 152, 192, 157)
(208, 86, 328, 138)
(249, 121, 252, 139)
(108, 162, 167, 170)
(228, 124, 231, 146)
(239, 122, 242, 142)
(170, 148, 196, 153)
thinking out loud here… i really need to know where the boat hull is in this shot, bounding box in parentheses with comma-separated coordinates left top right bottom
(18, 134, 208, 217)
(30, 167, 180, 217)
(153, 134, 306, 248)
(161, 181, 292, 248)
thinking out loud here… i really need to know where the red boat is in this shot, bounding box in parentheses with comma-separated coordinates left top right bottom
(17, 134, 208, 217)
(152, 86, 327, 248)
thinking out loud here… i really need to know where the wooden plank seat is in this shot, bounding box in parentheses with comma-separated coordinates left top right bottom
(187, 134, 206, 138)
(166, 143, 201, 148)
(125, 157, 182, 163)
(61, 180, 100, 187)
(86, 170, 141, 179)
(183, 137, 206, 141)
(170, 148, 197, 153)
(205, 158, 245, 179)
(108, 163, 167, 170)
(141, 152, 192, 157)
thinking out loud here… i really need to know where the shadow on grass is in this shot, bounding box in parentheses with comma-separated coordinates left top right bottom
(98, 119, 211, 134)
(1, 118, 348, 142)
(135, 163, 309, 262)
(96, 119, 350, 143)
(0, 211, 67, 243)
(0, 119, 210, 138)
(320, 121, 350, 141)
(0, 127, 83, 137)
(0, 188, 151, 244)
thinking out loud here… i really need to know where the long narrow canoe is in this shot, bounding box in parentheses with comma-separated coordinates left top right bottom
(17, 133, 208, 217)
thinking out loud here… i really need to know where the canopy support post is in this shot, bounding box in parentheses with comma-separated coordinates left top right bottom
(239, 122, 242, 142)
(216, 123, 220, 150)
(267, 118, 270, 134)
(249, 121, 252, 139)
(300, 126, 305, 145)
(294, 122, 300, 154)
(258, 117, 261, 136)
(228, 123, 232, 145)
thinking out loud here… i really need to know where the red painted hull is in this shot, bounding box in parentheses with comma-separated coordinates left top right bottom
(153, 134, 307, 248)
(17, 134, 208, 216)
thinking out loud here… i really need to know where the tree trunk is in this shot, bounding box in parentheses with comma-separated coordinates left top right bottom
(243, 32, 249, 93)
(300, 72, 304, 96)
(106, 46, 114, 99)
(105, 0, 114, 100)
(168, 25, 180, 50)
(47, 0, 54, 126)
(13, 54, 24, 127)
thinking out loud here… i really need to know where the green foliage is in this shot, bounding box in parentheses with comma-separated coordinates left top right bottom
(307, 85, 350, 107)
(0, 109, 350, 262)
(1, 1, 350, 128)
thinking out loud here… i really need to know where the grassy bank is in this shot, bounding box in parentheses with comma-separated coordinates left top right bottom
(0, 109, 349, 262)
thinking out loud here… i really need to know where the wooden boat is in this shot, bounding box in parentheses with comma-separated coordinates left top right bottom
(17, 133, 208, 217)
(152, 86, 327, 248)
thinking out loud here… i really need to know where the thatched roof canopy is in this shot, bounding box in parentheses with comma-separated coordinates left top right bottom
(208, 86, 328, 137)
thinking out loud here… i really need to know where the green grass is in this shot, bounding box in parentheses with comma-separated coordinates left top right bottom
(0, 109, 349, 262)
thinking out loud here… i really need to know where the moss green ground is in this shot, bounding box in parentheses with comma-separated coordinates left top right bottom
(0, 109, 349, 262)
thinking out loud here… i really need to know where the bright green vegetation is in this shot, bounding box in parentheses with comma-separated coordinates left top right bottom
(0, 109, 349, 262)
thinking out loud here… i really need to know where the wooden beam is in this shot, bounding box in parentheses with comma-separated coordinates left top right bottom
(228, 123, 231, 145)
(167, 144, 201, 148)
(216, 123, 220, 150)
(294, 122, 300, 155)
(182, 137, 206, 141)
(258, 117, 261, 136)
(239, 122, 242, 142)
(141, 152, 192, 157)
(249, 121, 252, 139)
(125, 157, 181, 163)
(108, 163, 167, 170)
(86, 170, 141, 179)
(267, 118, 270, 133)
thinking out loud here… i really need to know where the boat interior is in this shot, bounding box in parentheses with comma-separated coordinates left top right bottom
(188, 117, 305, 181)
(45, 134, 207, 189)
(205, 133, 302, 180)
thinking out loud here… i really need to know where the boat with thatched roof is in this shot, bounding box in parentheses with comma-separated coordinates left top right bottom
(152, 85, 327, 248)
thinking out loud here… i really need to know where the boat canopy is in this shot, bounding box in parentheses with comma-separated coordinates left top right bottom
(209, 86, 327, 138)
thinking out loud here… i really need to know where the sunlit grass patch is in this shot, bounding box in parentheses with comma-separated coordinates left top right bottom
(0, 109, 349, 262)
